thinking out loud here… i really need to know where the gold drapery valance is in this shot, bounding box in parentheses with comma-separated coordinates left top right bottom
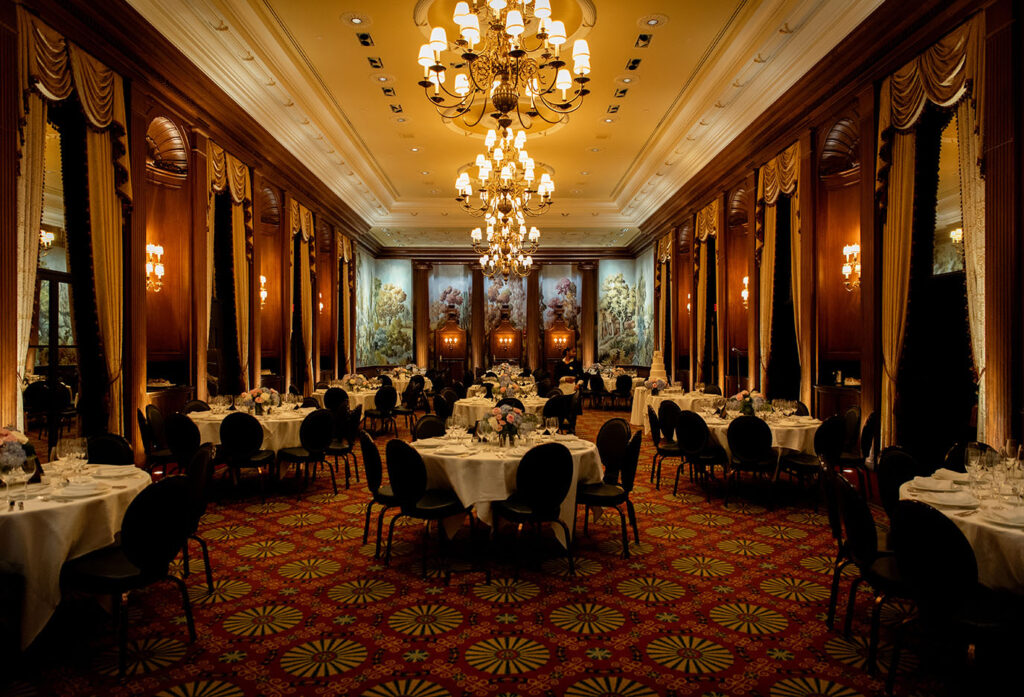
(290, 199, 315, 240)
(656, 233, 673, 262)
(759, 142, 800, 207)
(695, 199, 719, 242)
(17, 7, 132, 202)
(208, 142, 252, 204)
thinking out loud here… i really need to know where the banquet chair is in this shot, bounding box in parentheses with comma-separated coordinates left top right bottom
(875, 446, 924, 521)
(485, 371, 498, 378)
(384, 439, 471, 582)
(564, 392, 581, 433)
(315, 381, 329, 390)
(520, 368, 532, 378)
(885, 499, 1023, 695)
(496, 397, 525, 411)
(794, 400, 810, 416)
(433, 394, 454, 419)
(588, 373, 611, 409)
(839, 410, 879, 495)
(611, 374, 633, 409)
(837, 474, 912, 674)
(453, 381, 467, 400)
(137, 408, 175, 474)
(22, 381, 50, 438)
(542, 395, 565, 429)
(219, 412, 276, 500)
(59, 476, 197, 677)
(493, 442, 575, 577)
(545, 388, 563, 400)
(300, 397, 319, 408)
(776, 415, 845, 498)
(578, 430, 643, 558)
(441, 388, 459, 405)
(704, 384, 723, 396)
(357, 431, 399, 557)
(724, 415, 778, 506)
(365, 385, 399, 436)
(657, 400, 682, 444)
(393, 384, 422, 431)
(165, 412, 203, 472)
(278, 408, 336, 495)
(87, 434, 135, 465)
(182, 444, 216, 594)
(942, 440, 995, 473)
(820, 462, 850, 629)
(378, 375, 393, 387)
(409, 375, 430, 411)
(146, 405, 171, 454)
(646, 405, 681, 489)
(323, 387, 348, 412)
(326, 405, 363, 489)
(673, 411, 728, 499)
(181, 399, 211, 414)
(594, 417, 632, 477)
(412, 415, 446, 441)
(535, 379, 552, 399)
(288, 385, 300, 396)
(483, 382, 494, 399)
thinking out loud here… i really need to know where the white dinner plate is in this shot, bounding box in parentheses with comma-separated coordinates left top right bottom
(59, 482, 112, 498)
(912, 490, 979, 508)
(90, 465, 139, 479)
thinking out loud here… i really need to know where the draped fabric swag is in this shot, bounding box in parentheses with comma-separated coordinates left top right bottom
(290, 200, 315, 390)
(16, 8, 132, 433)
(694, 200, 718, 384)
(875, 14, 985, 446)
(207, 142, 253, 390)
(756, 142, 801, 391)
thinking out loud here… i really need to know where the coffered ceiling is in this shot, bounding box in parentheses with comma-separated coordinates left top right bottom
(126, 0, 882, 249)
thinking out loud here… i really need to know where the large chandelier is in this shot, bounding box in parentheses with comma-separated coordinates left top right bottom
(471, 221, 538, 278)
(417, 0, 591, 130)
(455, 127, 554, 220)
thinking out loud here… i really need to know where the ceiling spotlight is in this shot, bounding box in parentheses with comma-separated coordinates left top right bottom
(377, 75, 388, 82)
(410, 147, 420, 152)
(603, 118, 614, 123)
(420, 170, 430, 175)
(580, 170, 590, 175)
(590, 147, 600, 152)
(647, 19, 659, 25)
(622, 77, 633, 83)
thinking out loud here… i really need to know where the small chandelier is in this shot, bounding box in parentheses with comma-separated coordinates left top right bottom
(740, 276, 749, 309)
(417, 0, 591, 131)
(842, 243, 861, 291)
(949, 226, 964, 246)
(39, 229, 55, 250)
(455, 127, 554, 220)
(146, 243, 165, 292)
(472, 221, 538, 278)
(260, 275, 268, 307)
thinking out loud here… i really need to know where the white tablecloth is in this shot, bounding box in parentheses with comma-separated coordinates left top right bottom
(0, 466, 151, 648)
(632, 389, 726, 430)
(189, 408, 314, 451)
(411, 436, 602, 543)
(705, 415, 820, 459)
(312, 389, 379, 413)
(900, 481, 1024, 592)
(392, 375, 432, 395)
(453, 397, 547, 425)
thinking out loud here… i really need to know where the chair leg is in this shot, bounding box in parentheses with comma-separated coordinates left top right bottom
(167, 575, 197, 643)
(672, 463, 683, 496)
(192, 534, 214, 594)
(885, 617, 912, 696)
(554, 520, 575, 576)
(113, 592, 127, 677)
(384, 512, 405, 566)
(421, 520, 430, 579)
(626, 499, 639, 544)
(182, 544, 191, 578)
(827, 558, 849, 629)
(868, 593, 886, 674)
(363, 500, 376, 544)
(650, 453, 657, 483)
(583, 507, 589, 537)
(326, 458, 338, 495)
(615, 505, 630, 559)
(342, 455, 351, 489)
(843, 576, 864, 636)
(375, 506, 391, 559)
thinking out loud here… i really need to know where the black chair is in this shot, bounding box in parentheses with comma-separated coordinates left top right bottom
(647, 405, 681, 489)
(578, 431, 642, 558)
(535, 379, 552, 399)
(181, 399, 211, 414)
(657, 400, 681, 444)
(433, 394, 453, 419)
(378, 375, 393, 387)
(794, 400, 810, 416)
(837, 474, 912, 674)
(452, 381, 467, 400)
(588, 373, 611, 409)
(563, 391, 581, 434)
(493, 442, 575, 577)
(300, 397, 319, 409)
(137, 408, 175, 474)
(393, 384, 422, 431)
(412, 415, 446, 441)
(87, 434, 134, 465)
(886, 500, 1023, 695)
(611, 374, 633, 409)
(357, 431, 399, 557)
(542, 395, 565, 427)
(365, 385, 398, 436)
(876, 446, 924, 521)
(165, 413, 203, 472)
(725, 415, 778, 505)
(594, 417, 632, 480)
(323, 387, 349, 412)
(820, 463, 850, 629)
(182, 445, 216, 594)
(315, 381, 330, 390)
(520, 368, 531, 378)
(673, 411, 728, 499)
(218, 412, 276, 499)
(384, 439, 470, 581)
(22, 381, 50, 437)
(409, 375, 429, 410)
(776, 415, 845, 497)
(496, 397, 525, 412)
(326, 405, 363, 489)
(839, 410, 879, 495)
(942, 440, 996, 474)
(278, 409, 336, 494)
(441, 388, 459, 405)
(485, 371, 498, 378)
(60, 476, 196, 676)
(482, 382, 494, 399)
(704, 384, 723, 396)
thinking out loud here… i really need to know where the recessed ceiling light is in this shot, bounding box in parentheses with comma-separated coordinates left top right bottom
(604, 118, 614, 123)
(622, 77, 633, 83)
(580, 171, 590, 175)
(410, 147, 420, 152)
(351, 17, 363, 24)
(377, 76, 388, 82)
(420, 170, 430, 175)
(590, 147, 600, 152)
(395, 117, 407, 123)
(647, 19, 659, 25)
(621, 228, 630, 233)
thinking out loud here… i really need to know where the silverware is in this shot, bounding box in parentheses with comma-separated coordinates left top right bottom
(956, 509, 980, 517)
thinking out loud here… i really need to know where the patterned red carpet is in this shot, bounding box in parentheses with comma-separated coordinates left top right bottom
(9, 409, 945, 697)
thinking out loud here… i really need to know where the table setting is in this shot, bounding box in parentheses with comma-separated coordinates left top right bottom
(189, 404, 314, 451)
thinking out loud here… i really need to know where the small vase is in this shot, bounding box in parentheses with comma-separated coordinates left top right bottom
(651, 388, 660, 396)
(255, 403, 264, 416)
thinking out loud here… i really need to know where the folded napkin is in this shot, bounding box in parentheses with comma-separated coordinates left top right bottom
(985, 507, 1024, 526)
(915, 490, 978, 507)
(932, 468, 969, 482)
(435, 445, 472, 456)
(910, 476, 958, 492)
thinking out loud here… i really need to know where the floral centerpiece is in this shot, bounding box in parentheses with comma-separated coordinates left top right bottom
(238, 387, 282, 415)
(645, 378, 668, 395)
(0, 427, 29, 470)
(729, 390, 766, 416)
(610, 366, 626, 377)
(586, 362, 603, 374)
(343, 373, 368, 391)
(488, 404, 524, 446)
(499, 381, 526, 399)
(494, 362, 519, 377)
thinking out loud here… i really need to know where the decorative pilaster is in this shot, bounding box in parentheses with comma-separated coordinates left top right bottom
(526, 269, 540, 370)
(579, 261, 597, 368)
(126, 90, 149, 457)
(190, 130, 210, 400)
(857, 86, 881, 431)
(715, 192, 728, 391)
(798, 129, 816, 407)
(744, 171, 759, 391)
(471, 265, 485, 372)
(413, 261, 432, 368)
(250, 171, 263, 386)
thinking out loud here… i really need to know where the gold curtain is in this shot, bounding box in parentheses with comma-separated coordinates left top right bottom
(289, 200, 315, 391)
(693, 199, 718, 384)
(17, 7, 132, 433)
(758, 185, 777, 389)
(875, 14, 984, 447)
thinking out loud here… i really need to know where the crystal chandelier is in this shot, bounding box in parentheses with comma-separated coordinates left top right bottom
(417, 0, 591, 130)
(471, 220, 538, 278)
(455, 127, 554, 221)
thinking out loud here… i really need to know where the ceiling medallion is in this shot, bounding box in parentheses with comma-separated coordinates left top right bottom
(417, 0, 591, 131)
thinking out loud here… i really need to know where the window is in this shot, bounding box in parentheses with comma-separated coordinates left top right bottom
(932, 114, 964, 275)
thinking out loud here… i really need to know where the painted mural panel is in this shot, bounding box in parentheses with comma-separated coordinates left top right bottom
(539, 264, 581, 331)
(355, 253, 414, 366)
(635, 246, 655, 366)
(597, 249, 655, 365)
(428, 264, 472, 330)
(485, 275, 526, 333)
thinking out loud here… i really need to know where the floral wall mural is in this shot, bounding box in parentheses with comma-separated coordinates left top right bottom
(355, 252, 414, 367)
(597, 249, 655, 365)
(485, 275, 526, 333)
(539, 264, 581, 331)
(428, 264, 471, 330)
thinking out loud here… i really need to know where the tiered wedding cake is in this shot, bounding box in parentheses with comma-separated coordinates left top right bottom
(649, 350, 668, 382)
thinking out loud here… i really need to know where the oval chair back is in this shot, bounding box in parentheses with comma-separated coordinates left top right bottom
(441, 388, 459, 405)
(615, 374, 633, 395)
(374, 385, 398, 413)
(145, 404, 169, 450)
(219, 412, 264, 463)
(412, 415, 446, 441)
(657, 400, 681, 443)
(323, 387, 348, 412)
(433, 395, 453, 419)
(876, 446, 923, 519)
(536, 379, 552, 397)
(835, 473, 880, 567)
(496, 397, 525, 411)
(453, 381, 467, 400)
(410, 374, 425, 390)
(675, 411, 711, 457)
(357, 430, 384, 493)
(726, 415, 773, 464)
(843, 406, 862, 453)
(120, 476, 193, 577)
(619, 431, 643, 493)
(596, 417, 632, 482)
(346, 405, 364, 440)
(646, 405, 662, 447)
(136, 408, 156, 455)
(794, 400, 810, 416)
(298, 409, 335, 456)
(182, 400, 211, 414)
(378, 375, 393, 387)
(300, 397, 319, 408)
(860, 411, 880, 464)
(87, 433, 134, 465)
(385, 439, 428, 511)
(516, 443, 573, 518)
(704, 384, 723, 396)
(165, 412, 202, 468)
(818, 462, 844, 544)
(813, 415, 846, 465)
(542, 395, 564, 419)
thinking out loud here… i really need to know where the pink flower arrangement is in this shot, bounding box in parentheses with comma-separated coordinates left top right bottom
(0, 427, 28, 445)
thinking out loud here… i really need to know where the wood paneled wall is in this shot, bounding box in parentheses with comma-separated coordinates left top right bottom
(815, 169, 861, 367)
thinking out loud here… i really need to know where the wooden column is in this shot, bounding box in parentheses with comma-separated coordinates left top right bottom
(715, 192, 728, 391)
(745, 172, 759, 391)
(329, 229, 340, 379)
(190, 130, 210, 400)
(985, 0, 1022, 445)
(798, 129, 816, 407)
(579, 261, 597, 368)
(282, 192, 294, 390)
(675, 230, 693, 390)
(857, 86, 881, 430)
(526, 269, 540, 370)
(0, 2, 18, 428)
(413, 261, 432, 367)
(471, 265, 485, 372)
(250, 171, 263, 388)
(311, 226, 319, 388)
(126, 90, 149, 452)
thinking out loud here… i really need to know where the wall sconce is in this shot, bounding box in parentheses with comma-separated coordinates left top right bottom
(740, 276, 749, 309)
(318, 292, 324, 313)
(146, 243, 165, 292)
(552, 334, 568, 349)
(39, 229, 55, 251)
(497, 336, 513, 348)
(686, 293, 691, 314)
(442, 335, 458, 350)
(841, 243, 861, 292)
(260, 275, 268, 307)
(949, 226, 964, 246)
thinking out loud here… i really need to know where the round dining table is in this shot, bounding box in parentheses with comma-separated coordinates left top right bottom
(0, 464, 151, 648)
(391, 375, 432, 396)
(411, 434, 603, 543)
(189, 407, 314, 451)
(632, 388, 726, 430)
(452, 395, 548, 425)
(704, 414, 821, 458)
